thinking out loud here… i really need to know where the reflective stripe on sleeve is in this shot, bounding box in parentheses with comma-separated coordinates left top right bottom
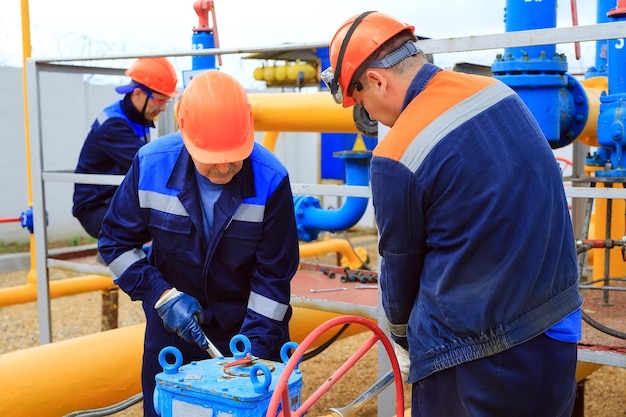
(248, 291, 289, 321)
(108, 248, 146, 280)
(138, 190, 188, 216)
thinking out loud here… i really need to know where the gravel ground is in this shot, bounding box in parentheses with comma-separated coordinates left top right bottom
(1, 236, 626, 416)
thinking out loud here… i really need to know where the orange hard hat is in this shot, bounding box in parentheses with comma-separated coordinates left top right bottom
(329, 11, 414, 107)
(176, 70, 254, 164)
(116, 57, 179, 98)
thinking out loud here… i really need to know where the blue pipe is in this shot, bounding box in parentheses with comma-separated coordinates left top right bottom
(595, 3, 626, 176)
(192, 31, 217, 71)
(586, 0, 612, 78)
(491, 0, 588, 149)
(293, 151, 371, 242)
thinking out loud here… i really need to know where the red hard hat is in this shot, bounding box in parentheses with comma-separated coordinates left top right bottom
(329, 11, 414, 107)
(176, 71, 254, 164)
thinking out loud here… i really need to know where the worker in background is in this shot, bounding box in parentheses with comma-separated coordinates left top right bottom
(323, 11, 582, 417)
(98, 70, 299, 417)
(72, 57, 179, 239)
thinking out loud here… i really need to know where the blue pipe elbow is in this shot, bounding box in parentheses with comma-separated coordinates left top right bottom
(294, 151, 371, 242)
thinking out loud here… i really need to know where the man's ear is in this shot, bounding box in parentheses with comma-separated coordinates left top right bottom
(131, 87, 143, 98)
(365, 69, 387, 93)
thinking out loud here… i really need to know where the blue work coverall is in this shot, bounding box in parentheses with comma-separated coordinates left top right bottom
(372, 63, 581, 415)
(98, 134, 299, 417)
(73, 96, 152, 237)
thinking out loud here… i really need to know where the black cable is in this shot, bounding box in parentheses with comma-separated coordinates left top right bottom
(576, 243, 626, 340)
(581, 309, 626, 340)
(62, 393, 142, 417)
(302, 324, 351, 361)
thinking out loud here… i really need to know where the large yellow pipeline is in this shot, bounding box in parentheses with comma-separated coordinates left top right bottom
(0, 308, 599, 417)
(0, 324, 144, 417)
(248, 92, 358, 133)
(0, 308, 370, 417)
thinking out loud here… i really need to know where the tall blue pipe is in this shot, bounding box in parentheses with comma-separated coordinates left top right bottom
(586, 0, 613, 78)
(293, 151, 371, 242)
(192, 31, 217, 70)
(595, 3, 626, 176)
(491, 0, 588, 149)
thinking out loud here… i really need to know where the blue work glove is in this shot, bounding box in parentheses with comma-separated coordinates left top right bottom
(154, 288, 209, 350)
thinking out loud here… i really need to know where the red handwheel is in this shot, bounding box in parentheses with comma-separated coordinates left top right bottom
(266, 315, 405, 417)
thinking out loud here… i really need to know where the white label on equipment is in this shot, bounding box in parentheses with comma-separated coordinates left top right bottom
(172, 399, 215, 417)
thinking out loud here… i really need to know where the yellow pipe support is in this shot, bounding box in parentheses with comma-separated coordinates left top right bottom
(299, 239, 367, 270)
(20, 0, 38, 284)
(0, 324, 145, 417)
(261, 131, 280, 152)
(0, 274, 116, 307)
(248, 92, 358, 133)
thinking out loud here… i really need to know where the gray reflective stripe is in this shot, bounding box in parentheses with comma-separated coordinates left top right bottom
(233, 203, 265, 223)
(400, 82, 515, 172)
(108, 248, 146, 280)
(387, 321, 407, 338)
(248, 291, 289, 321)
(138, 190, 189, 216)
(96, 112, 109, 125)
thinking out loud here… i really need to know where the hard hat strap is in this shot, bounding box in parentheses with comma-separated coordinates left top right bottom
(332, 10, 377, 96)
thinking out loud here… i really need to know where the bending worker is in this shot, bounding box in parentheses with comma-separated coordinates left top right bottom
(73, 57, 178, 238)
(323, 11, 582, 417)
(98, 70, 300, 417)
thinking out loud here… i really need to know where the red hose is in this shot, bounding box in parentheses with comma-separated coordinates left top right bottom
(266, 315, 404, 417)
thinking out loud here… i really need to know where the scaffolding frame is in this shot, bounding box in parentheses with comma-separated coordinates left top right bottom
(26, 21, 626, 367)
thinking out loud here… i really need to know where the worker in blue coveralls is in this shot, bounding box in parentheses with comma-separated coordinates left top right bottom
(98, 70, 300, 417)
(323, 11, 582, 417)
(72, 57, 179, 239)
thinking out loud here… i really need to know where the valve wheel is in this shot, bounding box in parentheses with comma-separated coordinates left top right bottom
(266, 315, 405, 417)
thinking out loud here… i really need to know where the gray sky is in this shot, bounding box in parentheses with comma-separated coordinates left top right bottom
(0, 0, 599, 87)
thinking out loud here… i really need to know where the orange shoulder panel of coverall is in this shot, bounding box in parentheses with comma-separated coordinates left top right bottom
(373, 70, 499, 162)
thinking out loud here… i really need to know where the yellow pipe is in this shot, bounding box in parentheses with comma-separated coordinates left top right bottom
(0, 324, 144, 417)
(577, 77, 606, 148)
(0, 306, 599, 417)
(0, 308, 370, 417)
(248, 92, 358, 133)
(0, 274, 115, 307)
(20, 0, 37, 284)
(0, 239, 365, 309)
(261, 131, 280, 152)
(300, 239, 367, 270)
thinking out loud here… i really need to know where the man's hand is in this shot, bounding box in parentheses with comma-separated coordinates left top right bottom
(155, 288, 209, 350)
(393, 342, 410, 382)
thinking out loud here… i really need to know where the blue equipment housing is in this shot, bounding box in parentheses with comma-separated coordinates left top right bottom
(585, 1, 626, 176)
(154, 335, 302, 417)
